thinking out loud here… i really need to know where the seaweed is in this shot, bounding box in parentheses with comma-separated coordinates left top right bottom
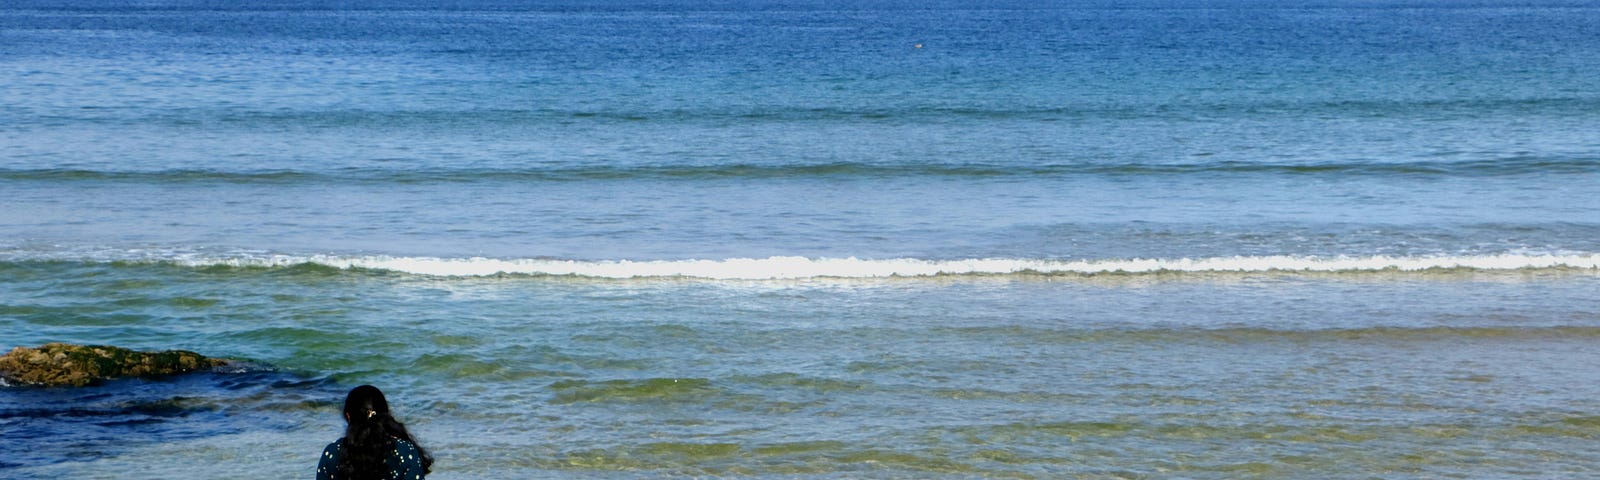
(0, 343, 232, 387)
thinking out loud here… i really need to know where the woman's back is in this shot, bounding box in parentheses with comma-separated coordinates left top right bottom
(317, 385, 432, 480)
(316, 436, 426, 480)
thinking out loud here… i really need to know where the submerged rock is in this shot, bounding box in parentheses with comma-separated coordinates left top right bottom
(0, 343, 233, 387)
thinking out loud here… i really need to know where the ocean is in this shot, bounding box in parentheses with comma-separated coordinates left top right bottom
(3, 0, 1599, 477)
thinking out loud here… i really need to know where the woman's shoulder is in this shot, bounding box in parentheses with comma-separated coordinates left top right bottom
(320, 438, 344, 463)
(316, 438, 344, 479)
(389, 436, 427, 478)
(392, 437, 420, 455)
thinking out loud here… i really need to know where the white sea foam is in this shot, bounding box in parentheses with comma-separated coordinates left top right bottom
(154, 253, 1600, 280)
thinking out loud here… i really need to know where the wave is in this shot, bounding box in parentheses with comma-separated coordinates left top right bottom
(2, 156, 1594, 184)
(10, 253, 1596, 280)
(932, 325, 1600, 345)
(23, 94, 1600, 126)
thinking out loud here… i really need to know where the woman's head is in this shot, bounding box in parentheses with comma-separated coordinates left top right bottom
(337, 385, 433, 477)
(343, 384, 390, 423)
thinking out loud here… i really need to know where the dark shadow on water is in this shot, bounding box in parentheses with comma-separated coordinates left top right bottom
(0, 368, 341, 469)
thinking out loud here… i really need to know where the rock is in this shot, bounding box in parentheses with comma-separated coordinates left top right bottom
(0, 343, 234, 387)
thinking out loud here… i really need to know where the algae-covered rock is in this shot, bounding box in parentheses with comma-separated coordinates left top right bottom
(0, 343, 233, 387)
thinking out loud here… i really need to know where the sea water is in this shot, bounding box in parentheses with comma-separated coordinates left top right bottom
(3, 0, 1599, 478)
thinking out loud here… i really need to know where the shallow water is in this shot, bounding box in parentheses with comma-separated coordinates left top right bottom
(4, 0, 1600, 478)
(6, 263, 1600, 478)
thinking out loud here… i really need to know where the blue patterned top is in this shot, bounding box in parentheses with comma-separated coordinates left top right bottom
(316, 437, 426, 480)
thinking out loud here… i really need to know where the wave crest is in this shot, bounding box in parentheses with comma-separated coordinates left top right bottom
(150, 254, 1600, 280)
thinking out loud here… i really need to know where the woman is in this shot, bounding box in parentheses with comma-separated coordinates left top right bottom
(317, 385, 434, 480)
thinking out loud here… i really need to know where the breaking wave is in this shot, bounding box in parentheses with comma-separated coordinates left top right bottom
(17, 253, 1595, 280)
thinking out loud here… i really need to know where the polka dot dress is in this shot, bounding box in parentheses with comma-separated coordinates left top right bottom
(316, 438, 426, 480)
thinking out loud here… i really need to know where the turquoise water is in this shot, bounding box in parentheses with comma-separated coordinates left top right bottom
(4, 0, 1600, 478)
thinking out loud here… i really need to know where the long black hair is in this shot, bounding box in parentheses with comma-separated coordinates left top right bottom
(338, 385, 433, 479)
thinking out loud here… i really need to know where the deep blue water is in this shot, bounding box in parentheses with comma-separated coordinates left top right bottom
(3, 0, 1599, 478)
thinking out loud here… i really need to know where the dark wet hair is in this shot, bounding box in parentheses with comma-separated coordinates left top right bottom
(339, 385, 433, 479)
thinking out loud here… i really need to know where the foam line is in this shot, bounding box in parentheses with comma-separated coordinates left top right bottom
(158, 253, 1600, 279)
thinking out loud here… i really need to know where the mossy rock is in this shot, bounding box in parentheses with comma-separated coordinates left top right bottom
(0, 343, 233, 387)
